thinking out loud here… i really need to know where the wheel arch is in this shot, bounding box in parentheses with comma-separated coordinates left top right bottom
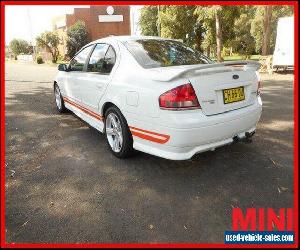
(101, 101, 130, 125)
(102, 102, 118, 117)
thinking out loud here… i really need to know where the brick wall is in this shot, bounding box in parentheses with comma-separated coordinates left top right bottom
(65, 6, 131, 41)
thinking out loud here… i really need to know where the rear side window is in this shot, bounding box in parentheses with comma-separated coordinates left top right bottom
(87, 44, 116, 74)
(102, 46, 116, 74)
(69, 45, 93, 71)
(87, 43, 109, 73)
(123, 39, 213, 69)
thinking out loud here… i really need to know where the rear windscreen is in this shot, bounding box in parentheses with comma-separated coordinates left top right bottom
(123, 39, 213, 69)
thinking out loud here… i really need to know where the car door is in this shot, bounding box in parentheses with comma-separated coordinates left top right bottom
(79, 43, 117, 111)
(64, 44, 94, 103)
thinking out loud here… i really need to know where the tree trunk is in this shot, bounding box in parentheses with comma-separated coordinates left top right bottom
(194, 34, 202, 52)
(157, 5, 161, 37)
(50, 51, 55, 63)
(262, 6, 272, 56)
(206, 47, 210, 57)
(50, 48, 58, 63)
(215, 10, 223, 62)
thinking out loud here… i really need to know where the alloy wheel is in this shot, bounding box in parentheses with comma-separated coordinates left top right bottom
(105, 113, 123, 153)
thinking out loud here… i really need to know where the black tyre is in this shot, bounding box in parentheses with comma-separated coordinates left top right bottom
(54, 84, 67, 113)
(104, 106, 134, 158)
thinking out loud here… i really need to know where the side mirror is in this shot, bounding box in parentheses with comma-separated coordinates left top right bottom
(58, 64, 68, 71)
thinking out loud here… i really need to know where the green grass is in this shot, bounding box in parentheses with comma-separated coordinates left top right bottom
(211, 55, 261, 62)
(225, 55, 260, 61)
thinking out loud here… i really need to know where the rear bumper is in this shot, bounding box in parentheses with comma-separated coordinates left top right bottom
(128, 96, 262, 160)
(133, 127, 257, 160)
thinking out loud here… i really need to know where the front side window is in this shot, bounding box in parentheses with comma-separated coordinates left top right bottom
(69, 45, 93, 71)
(123, 39, 213, 69)
(87, 44, 116, 74)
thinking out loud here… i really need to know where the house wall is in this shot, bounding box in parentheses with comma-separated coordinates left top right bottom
(65, 6, 131, 41)
(51, 6, 131, 59)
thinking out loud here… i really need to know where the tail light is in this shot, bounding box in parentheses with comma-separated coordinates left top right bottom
(159, 83, 200, 110)
(257, 80, 262, 95)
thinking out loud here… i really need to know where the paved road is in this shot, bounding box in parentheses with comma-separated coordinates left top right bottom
(5, 62, 294, 243)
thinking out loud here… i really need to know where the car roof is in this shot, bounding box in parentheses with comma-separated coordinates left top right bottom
(91, 35, 180, 44)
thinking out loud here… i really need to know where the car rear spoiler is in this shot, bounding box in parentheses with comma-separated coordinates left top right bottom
(147, 60, 261, 82)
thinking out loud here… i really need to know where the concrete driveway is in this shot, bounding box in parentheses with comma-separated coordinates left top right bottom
(5, 61, 294, 243)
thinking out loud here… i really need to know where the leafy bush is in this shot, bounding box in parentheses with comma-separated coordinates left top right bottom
(56, 54, 65, 63)
(9, 39, 31, 57)
(66, 21, 89, 58)
(36, 31, 60, 63)
(36, 55, 44, 64)
(221, 47, 232, 58)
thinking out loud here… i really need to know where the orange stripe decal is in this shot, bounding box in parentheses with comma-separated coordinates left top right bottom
(129, 126, 170, 144)
(62, 97, 169, 144)
(63, 96, 103, 121)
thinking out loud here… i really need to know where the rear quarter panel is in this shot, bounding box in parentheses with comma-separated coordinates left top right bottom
(99, 43, 175, 122)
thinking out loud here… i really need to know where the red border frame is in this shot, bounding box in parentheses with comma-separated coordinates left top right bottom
(0, 1, 298, 248)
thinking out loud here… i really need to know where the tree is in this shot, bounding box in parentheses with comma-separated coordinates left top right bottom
(139, 6, 159, 36)
(195, 6, 239, 61)
(232, 6, 256, 58)
(140, 6, 201, 50)
(66, 21, 89, 58)
(262, 6, 273, 55)
(251, 6, 294, 54)
(186, 22, 205, 52)
(215, 8, 223, 62)
(36, 31, 60, 63)
(159, 6, 197, 43)
(232, 14, 256, 58)
(9, 39, 31, 58)
(139, 5, 294, 58)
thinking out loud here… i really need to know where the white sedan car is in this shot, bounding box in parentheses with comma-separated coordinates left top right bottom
(54, 36, 262, 160)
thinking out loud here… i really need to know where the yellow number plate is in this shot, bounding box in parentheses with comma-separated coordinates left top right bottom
(223, 86, 245, 104)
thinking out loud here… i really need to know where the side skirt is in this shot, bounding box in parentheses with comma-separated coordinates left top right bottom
(63, 99, 104, 133)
